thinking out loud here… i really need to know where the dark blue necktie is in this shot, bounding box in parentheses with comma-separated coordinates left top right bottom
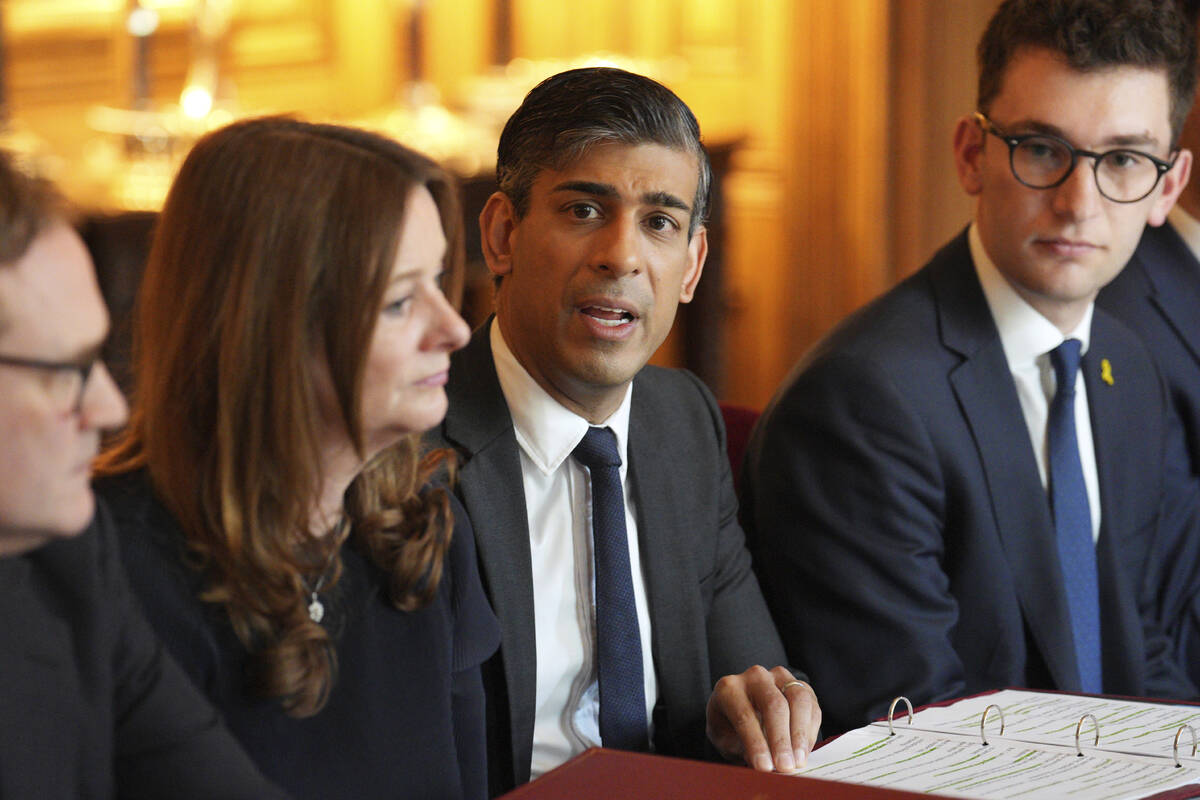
(572, 426, 649, 751)
(1048, 339, 1102, 693)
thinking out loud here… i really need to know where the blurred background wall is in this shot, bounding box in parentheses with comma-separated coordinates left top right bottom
(2, 0, 1001, 408)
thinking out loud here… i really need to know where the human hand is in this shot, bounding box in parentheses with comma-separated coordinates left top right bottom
(705, 665, 821, 773)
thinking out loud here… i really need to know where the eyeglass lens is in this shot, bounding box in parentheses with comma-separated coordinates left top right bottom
(0, 356, 98, 413)
(1010, 137, 1161, 201)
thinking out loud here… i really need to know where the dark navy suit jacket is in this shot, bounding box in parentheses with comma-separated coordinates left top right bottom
(1098, 221, 1200, 688)
(742, 230, 1199, 736)
(434, 325, 792, 796)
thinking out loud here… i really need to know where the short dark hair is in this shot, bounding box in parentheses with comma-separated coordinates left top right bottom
(496, 67, 711, 235)
(0, 151, 64, 266)
(977, 0, 1198, 146)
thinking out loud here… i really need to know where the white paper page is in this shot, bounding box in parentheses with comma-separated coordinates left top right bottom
(903, 690, 1200, 760)
(799, 723, 1200, 799)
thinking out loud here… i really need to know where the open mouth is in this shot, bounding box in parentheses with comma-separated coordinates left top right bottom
(581, 305, 636, 327)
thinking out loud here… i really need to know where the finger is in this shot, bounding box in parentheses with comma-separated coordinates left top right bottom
(704, 679, 746, 762)
(712, 667, 777, 771)
(728, 665, 799, 773)
(749, 671, 799, 773)
(764, 667, 811, 771)
(781, 679, 822, 767)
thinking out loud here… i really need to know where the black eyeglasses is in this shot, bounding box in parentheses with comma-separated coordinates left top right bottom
(974, 112, 1176, 203)
(0, 353, 98, 413)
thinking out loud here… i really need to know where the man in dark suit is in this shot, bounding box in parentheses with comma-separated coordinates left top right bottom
(0, 153, 287, 798)
(743, 0, 1200, 737)
(435, 67, 820, 794)
(1096, 0, 1200, 688)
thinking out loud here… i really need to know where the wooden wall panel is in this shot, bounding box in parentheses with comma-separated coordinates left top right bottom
(887, 0, 996, 281)
(772, 1, 891, 394)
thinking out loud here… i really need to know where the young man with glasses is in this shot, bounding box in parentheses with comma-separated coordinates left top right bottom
(742, 0, 1199, 736)
(0, 153, 287, 798)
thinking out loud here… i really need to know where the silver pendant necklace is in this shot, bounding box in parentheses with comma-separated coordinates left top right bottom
(303, 517, 349, 624)
(306, 573, 328, 623)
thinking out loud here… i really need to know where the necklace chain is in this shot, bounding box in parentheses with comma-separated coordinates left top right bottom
(302, 517, 350, 624)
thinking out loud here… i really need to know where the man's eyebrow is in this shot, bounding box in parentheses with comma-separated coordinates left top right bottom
(551, 180, 618, 198)
(550, 181, 691, 212)
(642, 191, 690, 213)
(1009, 119, 1163, 150)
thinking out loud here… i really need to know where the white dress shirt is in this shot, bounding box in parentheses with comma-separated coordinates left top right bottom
(969, 224, 1102, 541)
(1167, 205, 1200, 265)
(489, 321, 657, 778)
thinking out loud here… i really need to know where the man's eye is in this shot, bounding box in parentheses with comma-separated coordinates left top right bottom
(568, 203, 600, 220)
(1105, 151, 1146, 170)
(1023, 140, 1065, 162)
(646, 214, 679, 233)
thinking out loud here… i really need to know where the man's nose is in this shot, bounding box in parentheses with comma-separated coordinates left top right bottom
(1051, 158, 1104, 221)
(79, 361, 128, 432)
(590, 217, 642, 277)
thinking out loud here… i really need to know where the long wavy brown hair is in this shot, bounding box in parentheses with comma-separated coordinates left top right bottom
(94, 116, 464, 717)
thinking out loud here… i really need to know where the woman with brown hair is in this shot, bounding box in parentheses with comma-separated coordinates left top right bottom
(93, 116, 498, 799)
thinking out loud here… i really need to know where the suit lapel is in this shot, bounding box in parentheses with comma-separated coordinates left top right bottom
(442, 326, 538, 785)
(933, 237, 1081, 691)
(1140, 223, 1200, 368)
(626, 376, 708, 753)
(1081, 318, 1144, 693)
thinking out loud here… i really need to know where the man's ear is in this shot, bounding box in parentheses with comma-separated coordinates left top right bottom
(479, 192, 518, 277)
(953, 114, 986, 196)
(678, 226, 708, 304)
(1147, 148, 1192, 227)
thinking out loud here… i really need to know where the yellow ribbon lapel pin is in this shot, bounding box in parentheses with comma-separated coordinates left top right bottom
(1100, 358, 1114, 386)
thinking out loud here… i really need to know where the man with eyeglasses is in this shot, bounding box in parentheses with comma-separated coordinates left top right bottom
(0, 153, 288, 798)
(742, 0, 1200, 736)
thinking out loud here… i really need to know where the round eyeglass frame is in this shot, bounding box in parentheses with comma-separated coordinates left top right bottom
(974, 112, 1177, 203)
(0, 353, 98, 413)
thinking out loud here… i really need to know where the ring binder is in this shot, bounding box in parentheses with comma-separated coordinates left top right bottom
(1174, 724, 1197, 768)
(1074, 712, 1099, 757)
(806, 689, 1200, 799)
(886, 696, 913, 736)
(979, 703, 1005, 746)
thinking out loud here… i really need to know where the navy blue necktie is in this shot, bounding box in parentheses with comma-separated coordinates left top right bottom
(1048, 339, 1102, 693)
(572, 426, 649, 751)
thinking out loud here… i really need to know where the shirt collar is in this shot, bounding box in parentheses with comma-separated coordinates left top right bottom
(490, 319, 633, 475)
(968, 222, 1092, 368)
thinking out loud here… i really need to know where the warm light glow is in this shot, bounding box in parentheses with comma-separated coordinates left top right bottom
(126, 7, 159, 37)
(180, 86, 214, 119)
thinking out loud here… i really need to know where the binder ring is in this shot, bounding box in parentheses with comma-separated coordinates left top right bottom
(1173, 724, 1197, 768)
(979, 703, 1005, 746)
(887, 696, 914, 736)
(1074, 713, 1100, 757)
